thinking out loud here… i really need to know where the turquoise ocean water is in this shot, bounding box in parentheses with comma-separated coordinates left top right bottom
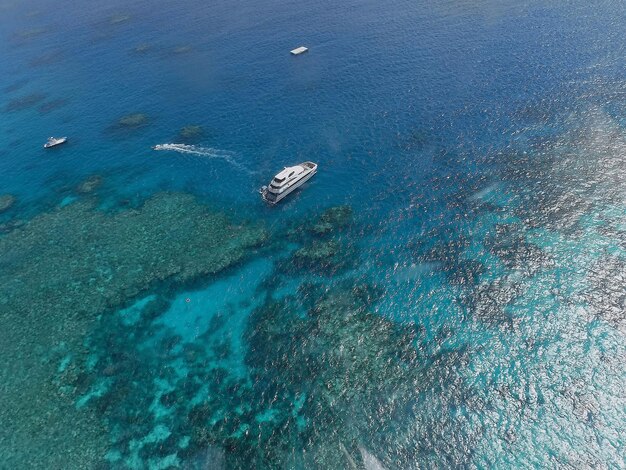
(1, 0, 625, 468)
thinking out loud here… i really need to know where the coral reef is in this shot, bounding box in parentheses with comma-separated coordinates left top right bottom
(0, 192, 265, 468)
(395, 128, 435, 152)
(114, 112, 149, 129)
(0, 192, 266, 318)
(579, 255, 626, 331)
(0, 218, 25, 233)
(0, 194, 16, 213)
(463, 278, 522, 325)
(237, 283, 421, 466)
(38, 98, 69, 114)
(409, 228, 487, 288)
(284, 205, 358, 275)
(16, 200, 492, 469)
(72, 275, 430, 468)
(177, 125, 204, 143)
(291, 239, 356, 274)
(308, 205, 353, 236)
(29, 50, 64, 67)
(3, 78, 29, 94)
(485, 223, 553, 275)
(76, 175, 102, 194)
(5, 92, 47, 111)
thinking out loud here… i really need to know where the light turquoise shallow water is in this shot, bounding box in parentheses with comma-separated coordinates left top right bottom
(0, 0, 625, 468)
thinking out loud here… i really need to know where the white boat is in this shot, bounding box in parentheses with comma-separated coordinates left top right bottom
(260, 161, 318, 204)
(290, 46, 308, 55)
(43, 136, 67, 148)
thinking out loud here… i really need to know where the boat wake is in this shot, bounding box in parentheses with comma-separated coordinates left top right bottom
(152, 143, 254, 174)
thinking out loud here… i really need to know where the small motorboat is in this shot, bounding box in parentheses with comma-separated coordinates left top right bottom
(260, 161, 317, 204)
(43, 136, 67, 148)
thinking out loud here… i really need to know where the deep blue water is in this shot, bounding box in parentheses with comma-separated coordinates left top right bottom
(1, 0, 625, 468)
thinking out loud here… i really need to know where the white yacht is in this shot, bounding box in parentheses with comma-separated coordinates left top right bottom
(260, 161, 317, 204)
(43, 136, 67, 148)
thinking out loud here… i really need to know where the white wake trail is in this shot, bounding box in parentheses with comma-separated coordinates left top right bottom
(153, 143, 255, 174)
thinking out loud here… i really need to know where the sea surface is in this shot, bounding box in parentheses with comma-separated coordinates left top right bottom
(1, 0, 625, 468)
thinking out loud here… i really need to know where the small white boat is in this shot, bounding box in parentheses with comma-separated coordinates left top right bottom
(290, 46, 308, 55)
(43, 136, 67, 148)
(260, 161, 317, 204)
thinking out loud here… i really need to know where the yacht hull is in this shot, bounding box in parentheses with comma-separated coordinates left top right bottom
(261, 162, 317, 204)
(43, 137, 67, 149)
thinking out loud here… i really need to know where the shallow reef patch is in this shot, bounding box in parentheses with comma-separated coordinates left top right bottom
(78, 276, 432, 468)
(38, 97, 69, 114)
(3, 78, 29, 94)
(49, 202, 469, 468)
(0, 218, 25, 233)
(118, 112, 149, 127)
(70, 218, 483, 470)
(5, 92, 47, 111)
(484, 223, 554, 276)
(463, 278, 523, 326)
(0, 193, 16, 213)
(0, 192, 265, 468)
(281, 205, 359, 275)
(29, 49, 64, 67)
(109, 112, 151, 132)
(13, 27, 48, 41)
(579, 255, 626, 331)
(308, 205, 353, 236)
(290, 238, 357, 275)
(177, 125, 204, 143)
(76, 175, 103, 194)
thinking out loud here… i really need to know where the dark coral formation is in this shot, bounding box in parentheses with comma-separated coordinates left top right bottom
(445, 258, 485, 286)
(395, 128, 434, 152)
(72, 295, 243, 466)
(0, 194, 16, 213)
(579, 255, 626, 331)
(409, 227, 486, 288)
(29, 50, 64, 67)
(0, 218, 25, 233)
(70, 275, 434, 468)
(497, 108, 626, 235)
(113, 112, 150, 130)
(38, 98, 69, 114)
(119, 112, 148, 127)
(291, 239, 356, 275)
(81, 256, 483, 468)
(485, 223, 553, 276)
(0, 192, 265, 468)
(14, 28, 47, 40)
(284, 205, 358, 275)
(309, 205, 353, 236)
(177, 125, 204, 143)
(5, 92, 47, 111)
(239, 283, 420, 466)
(3, 78, 29, 94)
(76, 175, 102, 194)
(1, 192, 265, 316)
(463, 279, 523, 326)
(49, 200, 483, 469)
